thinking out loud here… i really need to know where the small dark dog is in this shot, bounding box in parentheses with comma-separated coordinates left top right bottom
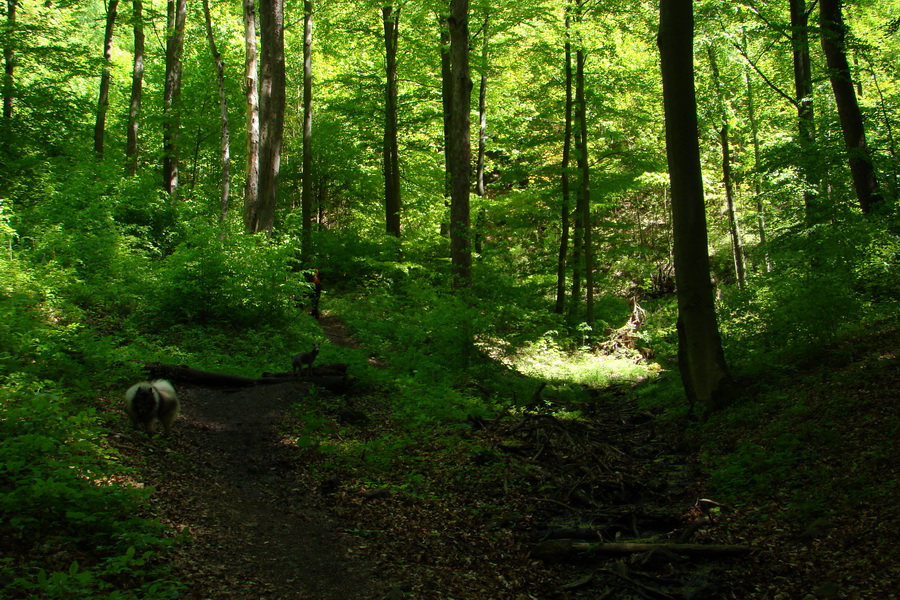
(124, 380, 180, 436)
(292, 344, 320, 376)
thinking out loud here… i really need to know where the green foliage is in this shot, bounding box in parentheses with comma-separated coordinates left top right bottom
(718, 214, 899, 368)
(0, 383, 181, 599)
(142, 223, 303, 329)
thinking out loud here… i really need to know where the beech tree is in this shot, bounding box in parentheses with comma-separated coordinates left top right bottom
(555, 3, 574, 315)
(3, 0, 15, 125)
(125, 0, 144, 176)
(301, 0, 313, 254)
(790, 0, 821, 223)
(254, 0, 286, 233)
(93, 0, 118, 160)
(658, 0, 731, 413)
(162, 0, 187, 195)
(573, 0, 593, 324)
(201, 0, 230, 219)
(242, 0, 260, 229)
(706, 42, 746, 289)
(819, 0, 883, 215)
(383, 5, 401, 237)
(447, 0, 472, 287)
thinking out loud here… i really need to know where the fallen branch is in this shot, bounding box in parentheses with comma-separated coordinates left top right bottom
(574, 542, 752, 557)
(143, 362, 351, 393)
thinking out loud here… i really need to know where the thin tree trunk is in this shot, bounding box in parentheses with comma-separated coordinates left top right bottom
(720, 123, 746, 288)
(744, 50, 770, 272)
(574, 1, 592, 325)
(475, 12, 489, 198)
(255, 0, 286, 233)
(202, 0, 231, 219)
(162, 0, 187, 195)
(3, 0, 15, 125)
(555, 4, 574, 315)
(126, 0, 144, 175)
(448, 0, 472, 288)
(707, 44, 746, 289)
(301, 0, 313, 255)
(242, 0, 260, 230)
(383, 5, 401, 237)
(819, 0, 883, 214)
(473, 11, 488, 255)
(94, 0, 119, 160)
(439, 19, 452, 236)
(658, 0, 731, 414)
(789, 0, 823, 224)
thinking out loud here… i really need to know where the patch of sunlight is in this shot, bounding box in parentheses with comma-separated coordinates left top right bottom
(485, 333, 658, 388)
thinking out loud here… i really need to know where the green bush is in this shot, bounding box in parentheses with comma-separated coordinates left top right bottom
(0, 384, 181, 599)
(142, 223, 304, 328)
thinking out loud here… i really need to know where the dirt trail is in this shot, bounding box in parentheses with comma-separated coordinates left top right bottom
(130, 316, 381, 599)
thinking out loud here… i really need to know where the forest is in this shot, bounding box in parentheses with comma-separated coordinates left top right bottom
(1, 0, 898, 597)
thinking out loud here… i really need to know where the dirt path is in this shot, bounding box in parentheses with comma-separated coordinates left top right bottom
(128, 316, 382, 599)
(142, 381, 377, 600)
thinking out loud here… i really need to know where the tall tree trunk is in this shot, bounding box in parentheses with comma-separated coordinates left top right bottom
(707, 44, 746, 289)
(254, 0, 286, 233)
(555, 4, 574, 315)
(447, 0, 472, 288)
(789, 0, 823, 224)
(475, 12, 489, 199)
(439, 19, 452, 236)
(658, 0, 731, 414)
(819, 0, 883, 214)
(301, 0, 313, 255)
(719, 123, 746, 288)
(202, 0, 231, 219)
(94, 0, 119, 160)
(242, 0, 260, 230)
(383, 5, 401, 237)
(574, 1, 593, 325)
(3, 0, 15, 126)
(568, 2, 581, 318)
(744, 54, 771, 272)
(472, 12, 489, 256)
(126, 0, 144, 176)
(162, 0, 187, 195)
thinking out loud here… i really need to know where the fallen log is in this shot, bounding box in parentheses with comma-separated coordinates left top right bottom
(574, 541, 752, 557)
(143, 362, 351, 393)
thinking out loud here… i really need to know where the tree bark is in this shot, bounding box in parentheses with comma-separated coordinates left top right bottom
(253, 0, 286, 233)
(94, 0, 119, 160)
(706, 44, 746, 289)
(242, 0, 261, 230)
(201, 0, 231, 219)
(439, 18, 452, 236)
(447, 0, 472, 288)
(658, 0, 731, 414)
(126, 0, 144, 176)
(473, 11, 488, 255)
(475, 12, 489, 199)
(144, 362, 350, 393)
(162, 0, 187, 195)
(3, 0, 15, 125)
(789, 0, 823, 224)
(301, 0, 314, 255)
(383, 6, 401, 237)
(574, 0, 593, 324)
(819, 0, 883, 214)
(743, 31, 771, 272)
(574, 542, 751, 557)
(555, 5, 574, 315)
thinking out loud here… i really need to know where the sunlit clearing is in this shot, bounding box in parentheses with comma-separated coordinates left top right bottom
(492, 335, 658, 388)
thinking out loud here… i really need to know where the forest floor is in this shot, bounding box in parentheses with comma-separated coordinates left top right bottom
(115, 315, 899, 600)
